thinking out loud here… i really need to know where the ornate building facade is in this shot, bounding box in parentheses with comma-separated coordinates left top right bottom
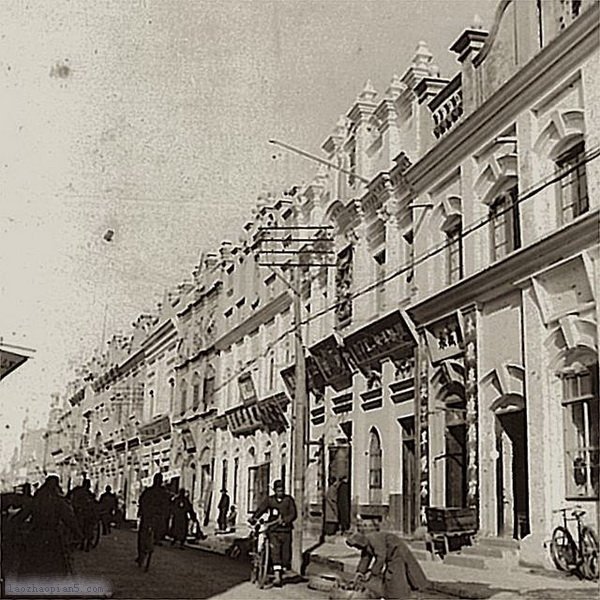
(40, 0, 598, 568)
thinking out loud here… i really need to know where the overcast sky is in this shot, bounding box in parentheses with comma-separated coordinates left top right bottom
(0, 0, 497, 465)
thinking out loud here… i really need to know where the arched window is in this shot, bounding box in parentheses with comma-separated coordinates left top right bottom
(192, 372, 201, 411)
(368, 428, 383, 504)
(180, 379, 187, 416)
(489, 184, 520, 261)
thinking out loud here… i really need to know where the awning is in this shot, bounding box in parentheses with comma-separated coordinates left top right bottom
(0, 342, 35, 381)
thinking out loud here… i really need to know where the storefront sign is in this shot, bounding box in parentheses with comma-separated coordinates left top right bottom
(417, 331, 430, 525)
(424, 313, 464, 364)
(139, 415, 171, 442)
(344, 311, 415, 374)
(310, 335, 353, 392)
(462, 306, 480, 516)
(279, 356, 325, 396)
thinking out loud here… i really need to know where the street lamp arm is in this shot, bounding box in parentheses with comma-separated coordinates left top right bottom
(269, 139, 370, 184)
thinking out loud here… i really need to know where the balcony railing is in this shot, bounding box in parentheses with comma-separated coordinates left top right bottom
(430, 74, 463, 140)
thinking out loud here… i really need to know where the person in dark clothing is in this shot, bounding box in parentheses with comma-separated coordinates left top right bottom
(217, 488, 230, 532)
(136, 473, 171, 564)
(99, 485, 118, 535)
(13, 475, 81, 577)
(250, 479, 297, 587)
(346, 531, 430, 600)
(337, 476, 351, 533)
(324, 475, 340, 536)
(169, 488, 197, 548)
(68, 478, 97, 551)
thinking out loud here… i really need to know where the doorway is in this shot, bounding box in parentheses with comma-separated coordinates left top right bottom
(400, 417, 417, 534)
(495, 410, 530, 539)
(445, 395, 467, 508)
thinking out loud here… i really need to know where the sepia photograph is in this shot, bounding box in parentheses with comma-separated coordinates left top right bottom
(0, 0, 598, 598)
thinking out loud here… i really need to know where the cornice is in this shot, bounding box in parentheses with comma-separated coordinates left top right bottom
(403, 3, 599, 194)
(214, 292, 292, 351)
(408, 210, 599, 325)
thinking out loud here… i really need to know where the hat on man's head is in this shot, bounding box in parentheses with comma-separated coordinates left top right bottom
(273, 479, 284, 490)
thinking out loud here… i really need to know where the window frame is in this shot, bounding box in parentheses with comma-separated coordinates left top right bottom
(446, 222, 463, 285)
(490, 185, 520, 261)
(561, 367, 599, 500)
(555, 141, 588, 224)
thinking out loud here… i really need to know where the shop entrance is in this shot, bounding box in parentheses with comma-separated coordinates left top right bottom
(400, 417, 417, 534)
(495, 409, 530, 539)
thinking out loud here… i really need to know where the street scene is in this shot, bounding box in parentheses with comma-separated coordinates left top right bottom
(1, 0, 599, 599)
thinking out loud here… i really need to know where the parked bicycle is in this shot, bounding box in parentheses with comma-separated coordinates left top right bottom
(550, 506, 598, 580)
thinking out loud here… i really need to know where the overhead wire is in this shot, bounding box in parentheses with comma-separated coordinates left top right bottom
(204, 144, 600, 397)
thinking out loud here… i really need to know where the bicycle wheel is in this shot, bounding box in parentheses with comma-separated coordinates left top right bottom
(550, 526, 577, 572)
(257, 541, 270, 589)
(580, 527, 599, 581)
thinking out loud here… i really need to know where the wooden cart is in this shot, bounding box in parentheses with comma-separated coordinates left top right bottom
(425, 506, 478, 557)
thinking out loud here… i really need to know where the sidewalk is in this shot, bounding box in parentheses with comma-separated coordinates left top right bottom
(185, 531, 598, 600)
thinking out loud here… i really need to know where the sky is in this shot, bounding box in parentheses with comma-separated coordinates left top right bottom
(0, 0, 497, 465)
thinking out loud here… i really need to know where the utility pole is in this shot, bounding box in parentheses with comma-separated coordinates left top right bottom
(256, 208, 334, 575)
(292, 264, 307, 574)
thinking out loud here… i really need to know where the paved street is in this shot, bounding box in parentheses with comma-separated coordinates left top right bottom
(71, 529, 326, 599)
(68, 529, 456, 599)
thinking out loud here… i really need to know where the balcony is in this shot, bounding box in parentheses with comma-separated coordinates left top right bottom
(430, 74, 463, 140)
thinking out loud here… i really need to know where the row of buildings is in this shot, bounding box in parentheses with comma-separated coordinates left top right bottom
(9, 0, 599, 567)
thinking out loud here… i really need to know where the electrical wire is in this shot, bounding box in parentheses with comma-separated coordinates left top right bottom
(204, 144, 600, 396)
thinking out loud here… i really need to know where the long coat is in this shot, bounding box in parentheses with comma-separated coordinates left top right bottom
(170, 495, 196, 542)
(350, 532, 429, 600)
(325, 481, 340, 523)
(15, 490, 81, 577)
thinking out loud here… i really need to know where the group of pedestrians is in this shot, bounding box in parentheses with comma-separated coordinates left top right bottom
(135, 473, 206, 565)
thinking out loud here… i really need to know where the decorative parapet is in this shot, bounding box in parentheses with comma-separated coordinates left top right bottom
(429, 74, 463, 139)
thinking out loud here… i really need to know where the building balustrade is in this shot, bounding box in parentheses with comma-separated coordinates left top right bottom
(430, 74, 463, 139)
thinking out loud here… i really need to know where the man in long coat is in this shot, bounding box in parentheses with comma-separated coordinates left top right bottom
(346, 531, 430, 600)
(14, 476, 81, 577)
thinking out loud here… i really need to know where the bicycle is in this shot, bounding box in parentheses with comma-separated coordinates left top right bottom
(550, 505, 598, 581)
(137, 521, 156, 572)
(249, 518, 279, 589)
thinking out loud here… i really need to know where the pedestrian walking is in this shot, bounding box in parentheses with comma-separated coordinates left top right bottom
(337, 475, 351, 533)
(170, 488, 197, 548)
(98, 484, 118, 535)
(68, 478, 97, 551)
(250, 479, 297, 587)
(346, 531, 430, 600)
(324, 475, 340, 536)
(13, 475, 82, 577)
(217, 488, 230, 532)
(136, 473, 171, 564)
